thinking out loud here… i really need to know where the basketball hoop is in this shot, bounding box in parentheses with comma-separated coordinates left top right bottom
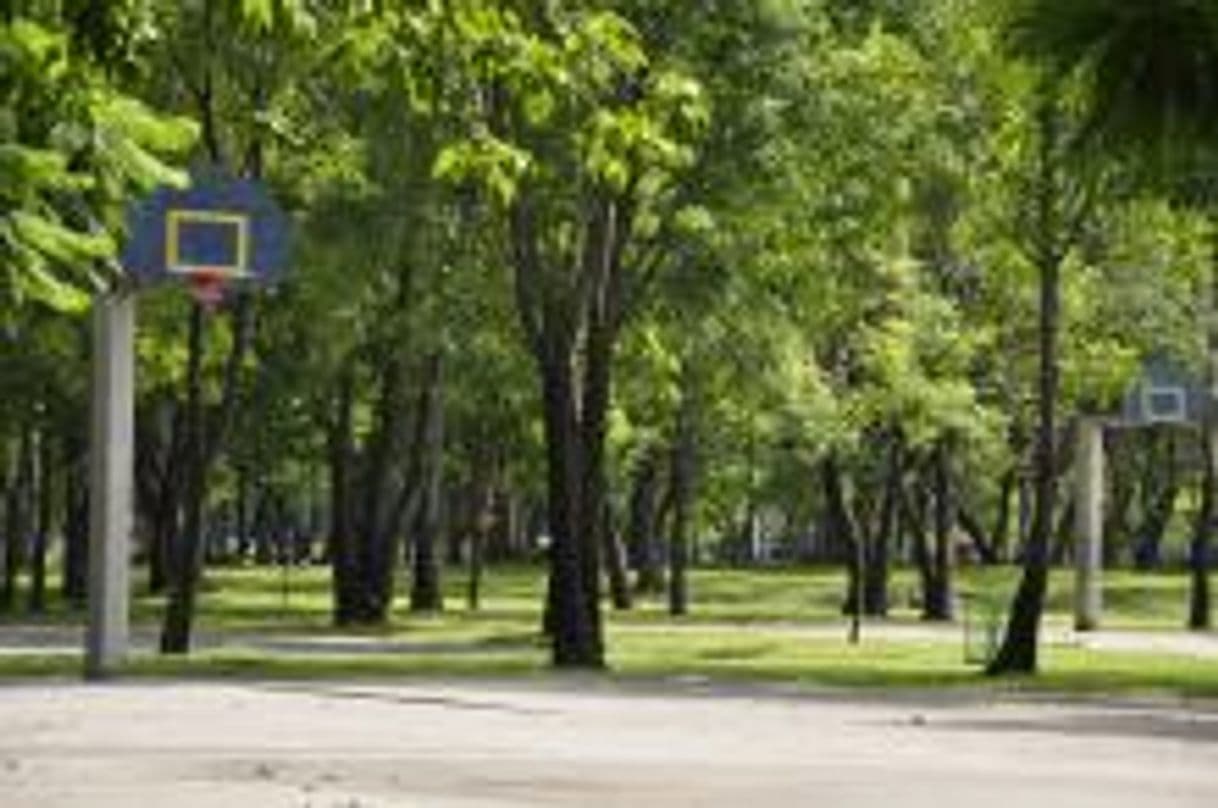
(186, 267, 229, 311)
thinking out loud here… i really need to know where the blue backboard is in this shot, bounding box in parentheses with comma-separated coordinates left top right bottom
(122, 177, 289, 285)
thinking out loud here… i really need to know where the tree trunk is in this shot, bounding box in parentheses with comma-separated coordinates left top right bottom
(1134, 429, 1180, 570)
(668, 366, 697, 617)
(160, 303, 206, 654)
(957, 506, 998, 565)
(603, 504, 632, 611)
(539, 353, 600, 666)
(1, 438, 21, 611)
(627, 445, 664, 594)
(987, 95, 1064, 675)
(330, 368, 358, 625)
(28, 426, 51, 613)
(823, 454, 861, 624)
(900, 471, 934, 612)
(1103, 432, 1134, 567)
(863, 429, 903, 616)
(924, 439, 954, 621)
(1189, 426, 1213, 630)
(1189, 220, 1218, 630)
(410, 352, 446, 613)
(62, 429, 88, 605)
(991, 468, 1016, 562)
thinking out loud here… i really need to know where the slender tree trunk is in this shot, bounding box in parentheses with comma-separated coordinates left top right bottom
(1189, 425, 1213, 630)
(900, 471, 934, 610)
(410, 352, 446, 613)
(330, 368, 357, 625)
(987, 95, 1064, 675)
(627, 445, 664, 594)
(467, 524, 484, 612)
(1103, 432, 1134, 567)
(1189, 221, 1218, 630)
(1, 437, 20, 611)
(161, 303, 206, 654)
(957, 506, 998, 565)
(991, 468, 1016, 562)
(603, 504, 632, 611)
(824, 454, 861, 626)
(863, 429, 902, 616)
(924, 439, 955, 621)
(668, 366, 697, 617)
(28, 426, 51, 613)
(62, 429, 88, 605)
(1134, 428, 1179, 570)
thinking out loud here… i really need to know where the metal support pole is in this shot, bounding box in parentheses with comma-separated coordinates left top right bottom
(86, 293, 135, 678)
(1074, 416, 1104, 631)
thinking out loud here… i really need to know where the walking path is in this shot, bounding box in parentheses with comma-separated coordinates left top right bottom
(1, 678, 1216, 806)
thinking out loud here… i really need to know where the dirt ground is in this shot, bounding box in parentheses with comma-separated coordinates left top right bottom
(1, 679, 1217, 807)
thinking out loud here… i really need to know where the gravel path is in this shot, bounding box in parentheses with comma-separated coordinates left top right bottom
(1, 679, 1217, 807)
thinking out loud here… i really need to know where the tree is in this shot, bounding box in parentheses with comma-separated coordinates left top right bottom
(988, 0, 1218, 668)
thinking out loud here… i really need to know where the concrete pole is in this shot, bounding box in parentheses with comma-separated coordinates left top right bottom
(1074, 416, 1104, 631)
(85, 293, 135, 679)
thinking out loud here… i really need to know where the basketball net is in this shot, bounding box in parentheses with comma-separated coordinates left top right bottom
(186, 268, 229, 312)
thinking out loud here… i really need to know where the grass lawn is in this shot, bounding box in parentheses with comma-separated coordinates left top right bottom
(2, 562, 1216, 699)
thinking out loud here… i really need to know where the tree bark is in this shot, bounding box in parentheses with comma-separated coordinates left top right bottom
(863, 429, 903, 616)
(603, 503, 633, 611)
(160, 303, 205, 654)
(410, 352, 446, 613)
(668, 365, 697, 617)
(1189, 425, 1213, 630)
(27, 426, 51, 613)
(62, 428, 88, 605)
(627, 444, 665, 594)
(991, 467, 1016, 563)
(924, 439, 955, 621)
(329, 367, 358, 625)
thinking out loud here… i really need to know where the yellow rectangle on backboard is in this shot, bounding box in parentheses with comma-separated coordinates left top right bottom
(165, 209, 251, 277)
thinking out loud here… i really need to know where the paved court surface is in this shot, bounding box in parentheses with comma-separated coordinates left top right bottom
(1, 679, 1217, 807)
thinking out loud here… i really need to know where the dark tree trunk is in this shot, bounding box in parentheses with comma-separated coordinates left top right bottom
(330, 368, 358, 625)
(467, 525, 484, 612)
(823, 454, 861, 627)
(235, 465, 251, 560)
(507, 181, 627, 669)
(1190, 428, 1214, 630)
(62, 430, 88, 605)
(987, 94, 1065, 676)
(627, 445, 664, 594)
(924, 440, 954, 621)
(863, 429, 903, 616)
(1134, 429, 1180, 570)
(900, 470, 934, 611)
(603, 504, 632, 611)
(539, 354, 600, 666)
(410, 352, 446, 613)
(668, 367, 697, 617)
(991, 468, 1016, 562)
(1, 441, 20, 611)
(1050, 496, 1076, 565)
(957, 506, 998, 565)
(28, 428, 52, 613)
(1103, 432, 1134, 567)
(1190, 223, 1218, 630)
(161, 303, 206, 654)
